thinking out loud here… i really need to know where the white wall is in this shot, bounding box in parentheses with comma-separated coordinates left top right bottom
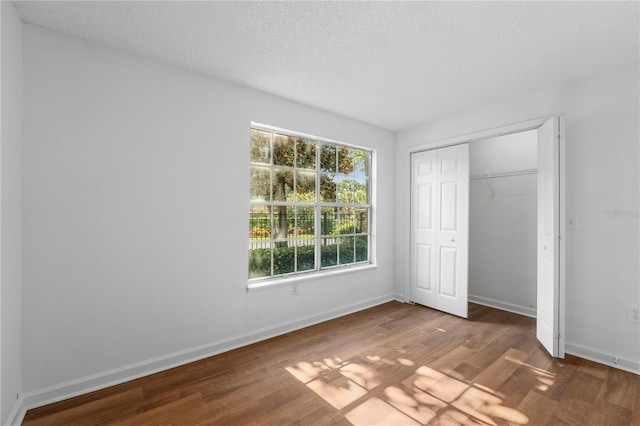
(395, 63, 640, 373)
(0, 2, 23, 424)
(469, 131, 537, 316)
(21, 24, 395, 405)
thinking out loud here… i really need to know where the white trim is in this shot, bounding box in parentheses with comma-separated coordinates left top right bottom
(3, 395, 25, 426)
(404, 116, 547, 156)
(565, 341, 640, 375)
(247, 263, 377, 291)
(248, 123, 376, 287)
(468, 295, 537, 318)
(369, 142, 378, 266)
(400, 115, 566, 356)
(251, 122, 371, 152)
(394, 294, 409, 303)
(558, 116, 567, 358)
(22, 294, 394, 410)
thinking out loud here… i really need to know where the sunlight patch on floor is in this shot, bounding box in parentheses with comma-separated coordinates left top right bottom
(451, 386, 501, 425)
(504, 354, 556, 393)
(398, 358, 415, 367)
(285, 361, 330, 383)
(340, 362, 381, 390)
(306, 375, 368, 410)
(408, 366, 468, 403)
(482, 404, 530, 424)
(323, 356, 345, 369)
(383, 385, 446, 424)
(346, 397, 420, 426)
(286, 352, 537, 425)
(505, 355, 556, 379)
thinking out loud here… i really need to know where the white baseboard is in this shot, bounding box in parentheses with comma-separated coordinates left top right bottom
(565, 341, 640, 375)
(469, 297, 639, 376)
(23, 294, 394, 411)
(468, 294, 536, 318)
(393, 293, 408, 303)
(4, 394, 25, 426)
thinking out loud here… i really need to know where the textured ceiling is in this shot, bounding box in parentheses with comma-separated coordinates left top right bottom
(13, 1, 640, 131)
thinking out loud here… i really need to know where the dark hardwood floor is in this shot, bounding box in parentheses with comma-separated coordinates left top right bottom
(23, 302, 640, 425)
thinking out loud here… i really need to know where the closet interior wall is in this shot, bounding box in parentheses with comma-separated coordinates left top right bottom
(469, 130, 538, 317)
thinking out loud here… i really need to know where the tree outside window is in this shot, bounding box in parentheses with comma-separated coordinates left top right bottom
(249, 126, 372, 280)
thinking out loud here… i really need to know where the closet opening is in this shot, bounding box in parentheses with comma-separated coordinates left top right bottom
(469, 129, 538, 318)
(407, 115, 564, 357)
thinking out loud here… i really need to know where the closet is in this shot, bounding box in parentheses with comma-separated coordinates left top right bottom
(409, 116, 561, 357)
(409, 130, 537, 320)
(468, 129, 538, 318)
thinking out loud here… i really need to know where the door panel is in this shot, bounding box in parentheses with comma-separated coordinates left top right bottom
(440, 182, 458, 231)
(418, 158, 433, 176)
(416, 244, 432, 291)
(417, 184, 433, 229)
(411, 151, 438, 307)
(537, 117, 560, 357)
(439, 246, 458, 297)
(440, 156, 459, 174)
(411, 144, 469, 318)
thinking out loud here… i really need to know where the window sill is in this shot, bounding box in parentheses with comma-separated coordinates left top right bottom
(246, 263, 378, 292)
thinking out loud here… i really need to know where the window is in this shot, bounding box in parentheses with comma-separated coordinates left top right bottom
(249, 124, 372, 281)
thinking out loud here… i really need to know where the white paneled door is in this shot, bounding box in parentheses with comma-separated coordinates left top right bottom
(537, 117, 560, 357)
(411, 144, 469, 318)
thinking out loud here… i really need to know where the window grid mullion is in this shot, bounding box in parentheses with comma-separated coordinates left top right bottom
(334, 147, 340, 266)
(270, 131, 275, 276)
(315, 140, 321, 272)
(249, 126, 371, 281)
(293, 138, 297, 273)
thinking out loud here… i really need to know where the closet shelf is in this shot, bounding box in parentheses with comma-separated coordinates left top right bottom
(470, 168, 537, 181)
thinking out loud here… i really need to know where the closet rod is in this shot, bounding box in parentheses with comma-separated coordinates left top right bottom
(470, 168, 537, 181)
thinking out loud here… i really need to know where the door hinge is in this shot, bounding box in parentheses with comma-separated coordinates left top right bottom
(557, 234, 561, 240)
(556, 331, 561, 339)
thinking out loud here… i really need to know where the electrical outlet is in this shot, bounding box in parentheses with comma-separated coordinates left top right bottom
(628, 305, 640, 323)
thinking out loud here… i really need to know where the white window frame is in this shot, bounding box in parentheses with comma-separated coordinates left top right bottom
(247, 123, 376, 290)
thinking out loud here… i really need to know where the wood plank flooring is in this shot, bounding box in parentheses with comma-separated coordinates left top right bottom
(23, 302, 640, 425)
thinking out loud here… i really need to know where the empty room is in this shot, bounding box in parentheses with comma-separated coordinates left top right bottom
(1, 1, 639, 425)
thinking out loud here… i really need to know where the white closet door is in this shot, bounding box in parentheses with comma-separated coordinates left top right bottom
(411, 144, 469, 318)
(537, 117, 560, 357)
(411, 150, 438, 308)
(435, 145, 469, 317)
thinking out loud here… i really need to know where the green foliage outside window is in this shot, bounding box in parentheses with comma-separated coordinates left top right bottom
(248, 237, 368, 279)
(249, 126, 372, 280)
